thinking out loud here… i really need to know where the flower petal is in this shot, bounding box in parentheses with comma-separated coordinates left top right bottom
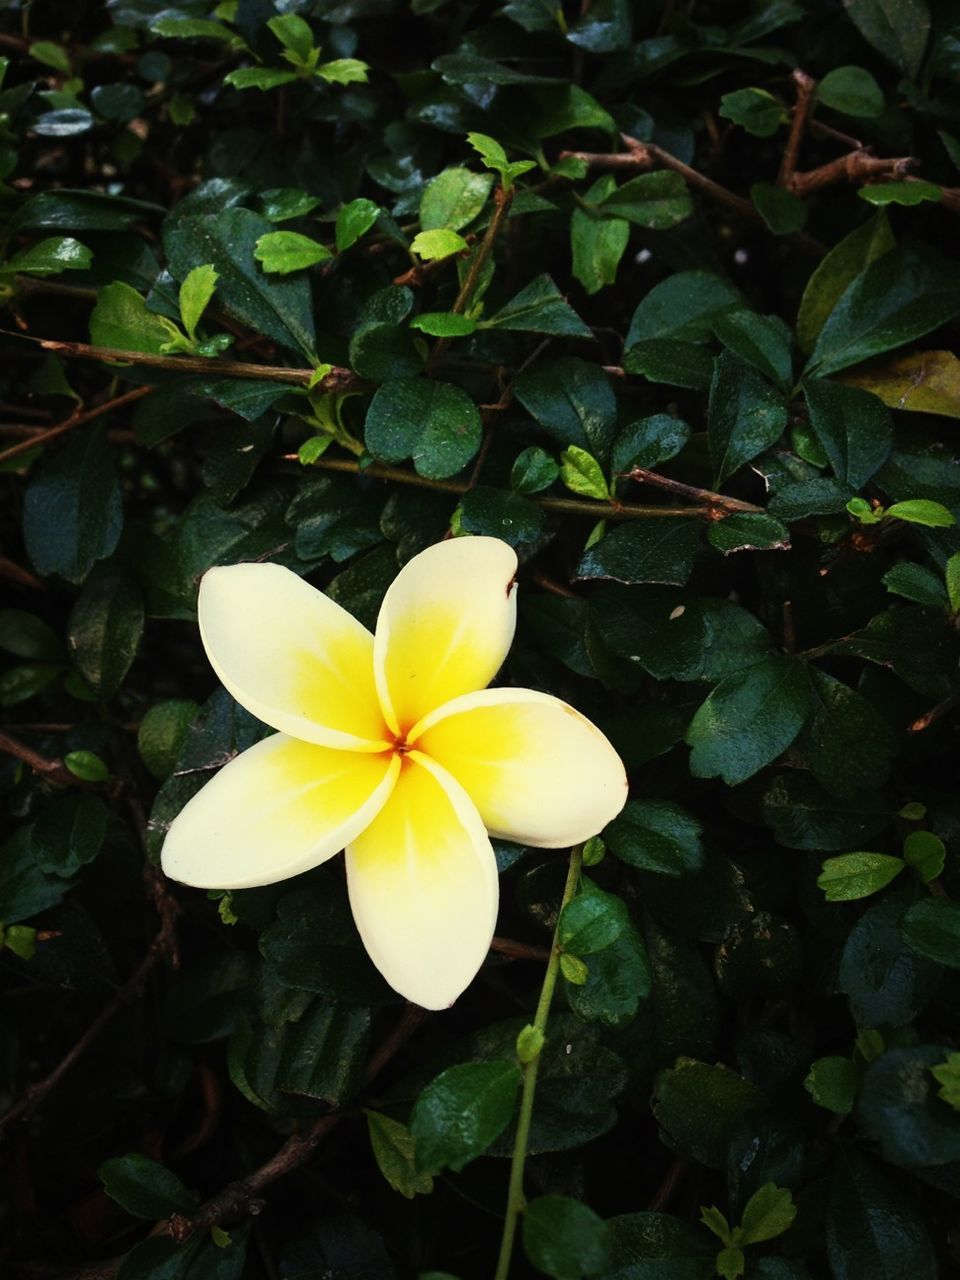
(413, 688, 628, 847)
(345, 751, 498, 1009)
(374, 537, 518, 736)
(162, 734, 400, 889)
(199, 563, 390, 751)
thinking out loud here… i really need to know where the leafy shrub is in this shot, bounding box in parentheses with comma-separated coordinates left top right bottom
(1, 1, 959, 1277)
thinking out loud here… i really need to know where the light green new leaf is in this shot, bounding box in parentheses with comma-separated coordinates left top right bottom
(178, 264, 218, 342)
(254, 231, 333, 274)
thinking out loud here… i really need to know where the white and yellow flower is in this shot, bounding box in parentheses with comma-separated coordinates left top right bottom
(161, 537, 628, 1009)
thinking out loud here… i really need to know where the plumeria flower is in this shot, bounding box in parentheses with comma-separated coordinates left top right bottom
(162, 537, 628, 1009)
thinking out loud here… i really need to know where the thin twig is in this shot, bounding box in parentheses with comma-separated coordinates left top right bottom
(623, 466, 765, 515)
(778, 70, 816, 188)
(287, 454, 710, 521)
(490, 937, 552, 962)
(0, 730, 80, 787)
(907, 690, 960, 734)
(0, 386, 152, 467)
(0, 557, 43, 591)
(787, 148, 916, 197)
(647, 1155, 689, 1212)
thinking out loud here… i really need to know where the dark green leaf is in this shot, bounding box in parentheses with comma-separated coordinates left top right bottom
(760, 773, 890, 850)
(750, 182, 808, 235)
(514, 357, 617, 461)
(576, 519, 701, 586)
(708, 512, 790, 555)
(802, 379, 893, 488)
(0, 610, 63, 661)
(857, 1045, 960, 1166)
(719, 87, 785, 136)
(523, 1196, 610, 1280)
(709, 352, 789, 485)
(686, 655, 811, 786)
(366, 1110, 434, 1199)
(901, 899, 960, 968)
(410, 1060, 521, 1174)
(603, 1212, 714, 1279)
(482, 274, 592, 337)
(798, 667, 897, 797)
(826, 1147, 936, 1280)
(611, 414, 690, 473)
(23, 427, 123, 584)
(99, 1153, 196, 1219)
(796, 213, 894, 354)
(653, 1058, 767, 1169)
(365, 377, 482, 479)
(33, 792, 109, 877)
(605, 800, 703, 875)
(67, 566, 144, 698)
(838, 890, 942, 1027)
(623, 341, 715, 390)
(712, 311, 793, 390)
(559, 880, 629, 955)
(625, 271, 741, 346)
(804, 1056, 860, 1114)
(842, 0, 930, 76)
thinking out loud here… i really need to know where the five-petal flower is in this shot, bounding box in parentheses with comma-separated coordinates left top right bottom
(161, 537, 628, 1009)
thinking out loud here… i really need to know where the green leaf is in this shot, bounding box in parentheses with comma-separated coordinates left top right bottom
(625, 271, 741, 346)
(466, 131, 508, 170)
(0, 610, 63, 661)
(90, 280, 185, 354)
(317, 58, 369, 85)
(33, 791, 109, 876)
(565, 921, 650, 1028)
(178, 264, 218, 342)
(817, 852, 905, 901)
(576, 519, 701, 587)
(365, 377, 482, 479)
(267, 13, 314, 63)
(826, 1147, 936, 1280)
(818, 65, 884, 116)
(151, 16, 237, 41)
(842, 0, 930, 77)
(409, 1060, 521, 1174)
(560, 953, 590, 985)
(0, 663, 62, 708)
(67, 566, 144, 699)
(411, 228, 468, 261)
(99, 1153, 195, 1219)
(798, 667, 897, 798)
(712, 311, 793, 390)
(902, 830, 946, 883)
(857, 1044, 960, 1166)
(254, 230, 333, 274)
(29, 40, 71, 72)
(623, 340, 714, 390)
(611, 414, 690, 472)
(686, 654, 811, 786)
(604, 1212, 715, 1276)
(571, 177, 629, 295)
(804, 1056, 860, 1114)
(335, 198, 380, 251)
(409, 312, 476, 337)
(512, 446, 559, 495)
(750, 181, 808, 235)
(560, 446, 609, 500)
(709, 353, 788, 485)
(224, 67, 298, 91)
(2, 235, 92, 276)
(715, 1246, 746, 1280)
(886, 498, 955, 527)
(860, 180, 941, 206)
(138, 699, 200, 779)
(522, 1196, 610, 1280)
(164, 207, 317, 358)
(708, 512, 790, 555)
(482, 274, 592, 338)
(948, 552, 960, 612)
(460, 486, 546, 549)
(64, 749, 109, 783)
(605, 800, 703, 875)
(807, 244, 960, 378)
(719, 87, 785, 136)
(901, 898, 960, 968)
(259, 188, 322, 222)
(796, 212, 894, 354)
(803, 378, 893, 488)
(598, 171, 692, 229)
(558, 881, 629, 955)
(23, 427, 122, 584)
(419, 168, 493, 231)
(365, 1110, 434, 1199)
(839, 889, 942, 1027)
(514, 357, 617, 461)
(932, 1053, 960, 1111)
(653, 1059, 767, 1169)
(699, 1205, 732, 1244)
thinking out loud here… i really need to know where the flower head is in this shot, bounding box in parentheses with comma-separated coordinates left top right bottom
(162, 537, 627, 1009)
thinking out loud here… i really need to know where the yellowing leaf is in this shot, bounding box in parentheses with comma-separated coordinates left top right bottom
(840, 350, 960, 418)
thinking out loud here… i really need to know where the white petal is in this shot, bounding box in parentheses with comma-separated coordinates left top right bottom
(413, 688, 628, 847)
(199, 563, 389, 751)
(373, 537, 518, 736)
(161, 734, 400, 889)
(345, 751, 499, 1009)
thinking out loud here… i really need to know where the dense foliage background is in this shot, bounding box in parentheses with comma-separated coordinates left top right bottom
(2, 0, 960, 1277)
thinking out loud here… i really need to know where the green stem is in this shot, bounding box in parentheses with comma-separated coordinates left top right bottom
(493, 844, 583, 1280)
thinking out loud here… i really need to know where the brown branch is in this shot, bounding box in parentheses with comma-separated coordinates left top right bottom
(490, 937, 552, 962)
(287, 454, 709, 520)
(2, 334, 361, 391)
(0, 730, 80, 787)
(647, 1155, 689, 1212)
(0, 864, 180, 1139)
(0, 386, 152, 467)
(172, 1003, 428, 1241)
(778, 70, 816, 188)
(529, 571, 582, 600)
(623, 466, 765, 517)
(0, 557, 44, 591)
(786, 149, 916, 197)
(907, 690, 960, 734)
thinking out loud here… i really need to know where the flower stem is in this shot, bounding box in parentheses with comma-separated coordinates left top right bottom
(493, 843, 583, 1280)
